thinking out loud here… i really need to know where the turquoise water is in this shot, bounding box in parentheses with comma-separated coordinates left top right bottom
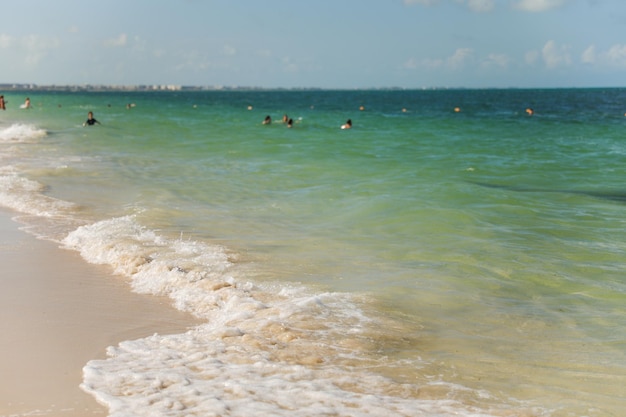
(1, 88, 625, 416)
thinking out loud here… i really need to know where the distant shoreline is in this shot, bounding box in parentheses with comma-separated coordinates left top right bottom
(1, 83, 624, 93)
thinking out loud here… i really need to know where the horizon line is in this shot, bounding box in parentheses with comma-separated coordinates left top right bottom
(1, 83, 624, 92)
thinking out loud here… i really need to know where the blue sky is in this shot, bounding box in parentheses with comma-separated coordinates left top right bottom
(1, 0, 625, 89)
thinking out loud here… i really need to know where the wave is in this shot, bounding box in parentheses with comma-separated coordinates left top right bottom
(0, 123, 47, 143)
(0, 176, 542, 416)
(0, 124, 65, 218)
(62, 215, 540, 416)
(0, 172, 78, 218)
(0, 119, 541, 415)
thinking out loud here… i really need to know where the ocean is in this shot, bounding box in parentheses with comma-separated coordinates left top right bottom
(1, 88, 625, 416)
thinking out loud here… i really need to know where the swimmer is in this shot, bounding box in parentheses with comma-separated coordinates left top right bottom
(21, 97, 31, 109)
(341, 119, 352, 129)
(83, 111, 101, 126)
(525, 108, 534, 116)
(282, 114, 289, 123)
(287, 118, 293, 128)
(0, 95, 5, 110)
(262, 115, 272, 125)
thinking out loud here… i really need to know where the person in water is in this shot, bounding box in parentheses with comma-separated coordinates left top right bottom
(341, 119, 352, 129)
(262, 115, 272, 125)
(83, 111, 101, 126)
(0, 95, 5, 110)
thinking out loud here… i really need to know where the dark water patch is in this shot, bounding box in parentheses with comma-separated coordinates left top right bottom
(469, 181, 626, 203)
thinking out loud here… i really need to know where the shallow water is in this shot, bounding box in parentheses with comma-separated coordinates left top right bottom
(1, 88, 625, 416)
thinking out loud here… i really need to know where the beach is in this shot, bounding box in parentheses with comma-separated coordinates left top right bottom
(0, 209, 200, 417)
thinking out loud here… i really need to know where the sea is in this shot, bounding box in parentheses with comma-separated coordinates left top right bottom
(0, 88, 625, 417)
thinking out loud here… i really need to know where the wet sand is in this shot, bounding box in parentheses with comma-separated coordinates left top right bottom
(0, 210, 201, 417)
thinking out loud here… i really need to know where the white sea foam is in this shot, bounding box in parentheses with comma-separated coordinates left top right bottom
(0, 123, 47, 143)
(81, 332, 498, 417)
(63, 216, 537, 417)
(0, 124, 71, 219)
(0, 172, 77, 219)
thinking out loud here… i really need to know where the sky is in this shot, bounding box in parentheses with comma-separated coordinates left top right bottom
(1, 0, 625, 89)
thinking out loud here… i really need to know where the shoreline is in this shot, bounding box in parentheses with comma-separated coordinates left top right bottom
(0, 209, 202, 417)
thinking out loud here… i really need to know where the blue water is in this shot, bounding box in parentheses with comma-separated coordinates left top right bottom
(1, 88, 625, 416)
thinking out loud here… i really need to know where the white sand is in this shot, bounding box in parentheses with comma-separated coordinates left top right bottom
(0, 210, 201, 417)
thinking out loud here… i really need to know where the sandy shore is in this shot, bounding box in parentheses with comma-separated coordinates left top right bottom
(0, 210, 201, 417)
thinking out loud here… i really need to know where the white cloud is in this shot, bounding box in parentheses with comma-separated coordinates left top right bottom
(402, 58, 418, 69)
(403, 56, 443, 70)
(405, 0, 494, 12)
(18, 35, 60, 68)
(104, 33, 127, 47)
(447, 48, 474, 69)
(581, 45, 596, 64)
(403, 0, 440, 5)
(525, 49, 540, 65)
(482, 53, 510, 68)
(131, 36, 147, 53)
(465, 0, 495, 13)
(0, 34, 59, 71)
(174, 50, 211, 72)
(222, 44, 236, 56)
(579, 44, 626, 68)
(512, 0, 567, 12)
(0, 34, 13, 48)
(606, 44, 626, 67)
(281, 56, 298, 73)
(403, 48, 474, 71)
(21, 34, 60, 50)
(542, 40, 571, 68)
